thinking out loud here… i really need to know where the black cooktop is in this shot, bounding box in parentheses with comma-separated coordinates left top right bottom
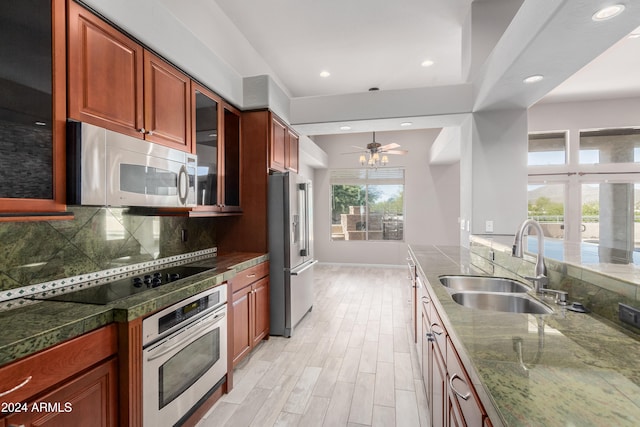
(29, 264, 214, 305)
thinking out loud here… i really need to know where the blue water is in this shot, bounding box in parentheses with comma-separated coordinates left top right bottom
(527, 237, 640, 265)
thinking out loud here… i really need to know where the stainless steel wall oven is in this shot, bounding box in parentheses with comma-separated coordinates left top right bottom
(142, 286, 227, 427)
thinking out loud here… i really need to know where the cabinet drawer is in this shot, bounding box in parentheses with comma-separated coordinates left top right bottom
(230, 262, 269, 292)
(446, 337, 485, 426)
(0, 325, 117, 405)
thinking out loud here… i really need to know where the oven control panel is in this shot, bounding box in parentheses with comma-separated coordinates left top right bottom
(142, 285, 227, 347)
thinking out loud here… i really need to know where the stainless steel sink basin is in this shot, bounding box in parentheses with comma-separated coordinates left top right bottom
(439, 275, 530, 293)
(450, 292, 553, 314)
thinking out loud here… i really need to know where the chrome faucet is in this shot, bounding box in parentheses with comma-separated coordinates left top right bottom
(512, 219, 548, 293)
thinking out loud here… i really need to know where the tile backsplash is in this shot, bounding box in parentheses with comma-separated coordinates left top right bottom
(0, 206, 217, 292)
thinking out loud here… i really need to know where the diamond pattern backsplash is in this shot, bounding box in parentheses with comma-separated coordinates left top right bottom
(0, 206, 217, 292)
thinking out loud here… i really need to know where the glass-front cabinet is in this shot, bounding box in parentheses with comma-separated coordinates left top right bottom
(191, 83, 241, 215)
(0, 0, 68, 219)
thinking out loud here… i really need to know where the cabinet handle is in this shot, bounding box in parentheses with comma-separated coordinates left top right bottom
(430, 322, 443, 336)
(422, 295, 431, 303)
(449, 373, 471, 400)
(9, 424, 26, 427)
(138, 128, 146, 134)
(246, 273, 256, 278)
(0, 375, 32, 397)
(146, 130, 154, 135)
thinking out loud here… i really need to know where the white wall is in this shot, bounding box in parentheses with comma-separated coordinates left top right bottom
(313, 130, 460, 265)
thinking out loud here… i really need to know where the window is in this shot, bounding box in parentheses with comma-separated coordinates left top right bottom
(580, 128, 640, 164)
(528, 128, 640, 265)
(330, 168, 404, 241)
(528, 132, 567, 166)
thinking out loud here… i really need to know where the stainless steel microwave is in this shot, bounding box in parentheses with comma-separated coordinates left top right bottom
(67, 121, 197, 208)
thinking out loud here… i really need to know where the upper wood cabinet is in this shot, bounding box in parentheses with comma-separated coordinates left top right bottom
(270, 114, 299, 173)
(67, 1, 191, 152)
(270, 115, 287, 171)
(190, 82, 241, 215)
(0, 0, 68, 218)
(286, 128, 299, 173)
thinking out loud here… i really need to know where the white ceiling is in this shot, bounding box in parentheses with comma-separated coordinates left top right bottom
(209, 0, 640, 144)
(214, 0, 472, 98)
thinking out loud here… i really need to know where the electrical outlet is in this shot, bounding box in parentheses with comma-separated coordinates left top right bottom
(485, 220, 494, 233)
(619, 303, 640, 329)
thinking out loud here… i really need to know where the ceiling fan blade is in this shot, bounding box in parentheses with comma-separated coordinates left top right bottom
(383, 149, 408, 155)
(351, 145, 366, 150)
(379, 142, 401, 150)
(341, 150, 366, 155)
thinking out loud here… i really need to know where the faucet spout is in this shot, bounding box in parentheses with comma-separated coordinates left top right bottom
(513, 219, 547, 291)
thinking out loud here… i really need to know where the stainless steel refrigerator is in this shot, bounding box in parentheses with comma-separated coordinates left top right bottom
(268, 171, 316, 337)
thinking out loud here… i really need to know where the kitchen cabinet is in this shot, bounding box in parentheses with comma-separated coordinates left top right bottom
(229, 262, 270, 367)
(413, 249, 488, 427)
(270, 114, 299, 173)
(286, 129, 299, 173)
(218, 110, 298, 253)
(0, 0, 68, 218)
(68, 1, 191, 152)
(191, 82, 241, 215)
(4, 358, 118, 427)
(0, 325, 118, 426)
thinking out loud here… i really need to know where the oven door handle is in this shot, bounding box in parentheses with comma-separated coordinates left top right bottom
(146, 310, 226, 362)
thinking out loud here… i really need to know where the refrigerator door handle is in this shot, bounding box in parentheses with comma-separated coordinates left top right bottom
(298, 182, 309, 256)
(290, 260, 318, 275)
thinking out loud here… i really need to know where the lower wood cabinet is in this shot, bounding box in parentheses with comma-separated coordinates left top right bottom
(417, 273, 488, 426)
(230, 262, 270, 367)
(0, 325, 118, 426)
(4, 358, 118, 427)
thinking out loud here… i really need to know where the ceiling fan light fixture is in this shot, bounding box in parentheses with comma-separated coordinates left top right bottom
(381, 155, 389, 165)
(592, 4, 625, 21)
(359, 154, 367, 165)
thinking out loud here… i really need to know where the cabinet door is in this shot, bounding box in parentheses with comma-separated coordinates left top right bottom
(192, 83, 221, 208)
(421, 312, 431, 411)
(68, 1, 144, 138)
(143, 51, 192, 152)
(222, 104, 241, 211)
(232, 286, 252, 366)
(0, 0, 67, 215)
(285, 129, 299, 172)
(270, 116, 287, 172)
(252, 277, 270, 345)
(432, 347, 447, 427)
(5, 358, 118, 427)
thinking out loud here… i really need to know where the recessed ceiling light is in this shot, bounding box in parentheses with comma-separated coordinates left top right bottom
(523, 74, 544, 84)
(592, 4, 625, 21)
(339, 125, 351, 131)
(320, 70, 331, 78)
(400, 122, 413, 127)
(421, 59, 434, 68)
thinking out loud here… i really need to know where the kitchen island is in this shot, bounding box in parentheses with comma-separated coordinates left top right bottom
(410, 244, 640, 426)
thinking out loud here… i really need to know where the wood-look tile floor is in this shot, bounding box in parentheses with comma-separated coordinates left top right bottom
(197, 264, 430, 427)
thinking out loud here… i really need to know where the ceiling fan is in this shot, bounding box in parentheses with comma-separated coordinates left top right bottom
(342, 132, 408, 167)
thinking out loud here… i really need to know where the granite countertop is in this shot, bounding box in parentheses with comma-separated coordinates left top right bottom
(409, 244, 640, 427)
(0, 252, 268, 367)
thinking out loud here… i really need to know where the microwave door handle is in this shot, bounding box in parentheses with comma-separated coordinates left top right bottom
(146, 311, 226, 362)
(178, 165, 189, 205)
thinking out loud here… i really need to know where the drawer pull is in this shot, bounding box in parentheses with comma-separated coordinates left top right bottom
(449, 373, 470, 400)
(246, 273, 257, 278)
(430, 322, 443, 336)
(0, 375, 32, 397)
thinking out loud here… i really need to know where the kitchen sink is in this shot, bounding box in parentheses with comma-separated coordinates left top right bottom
(439, 275, 530, 293)
(450, 292, 553, 314)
